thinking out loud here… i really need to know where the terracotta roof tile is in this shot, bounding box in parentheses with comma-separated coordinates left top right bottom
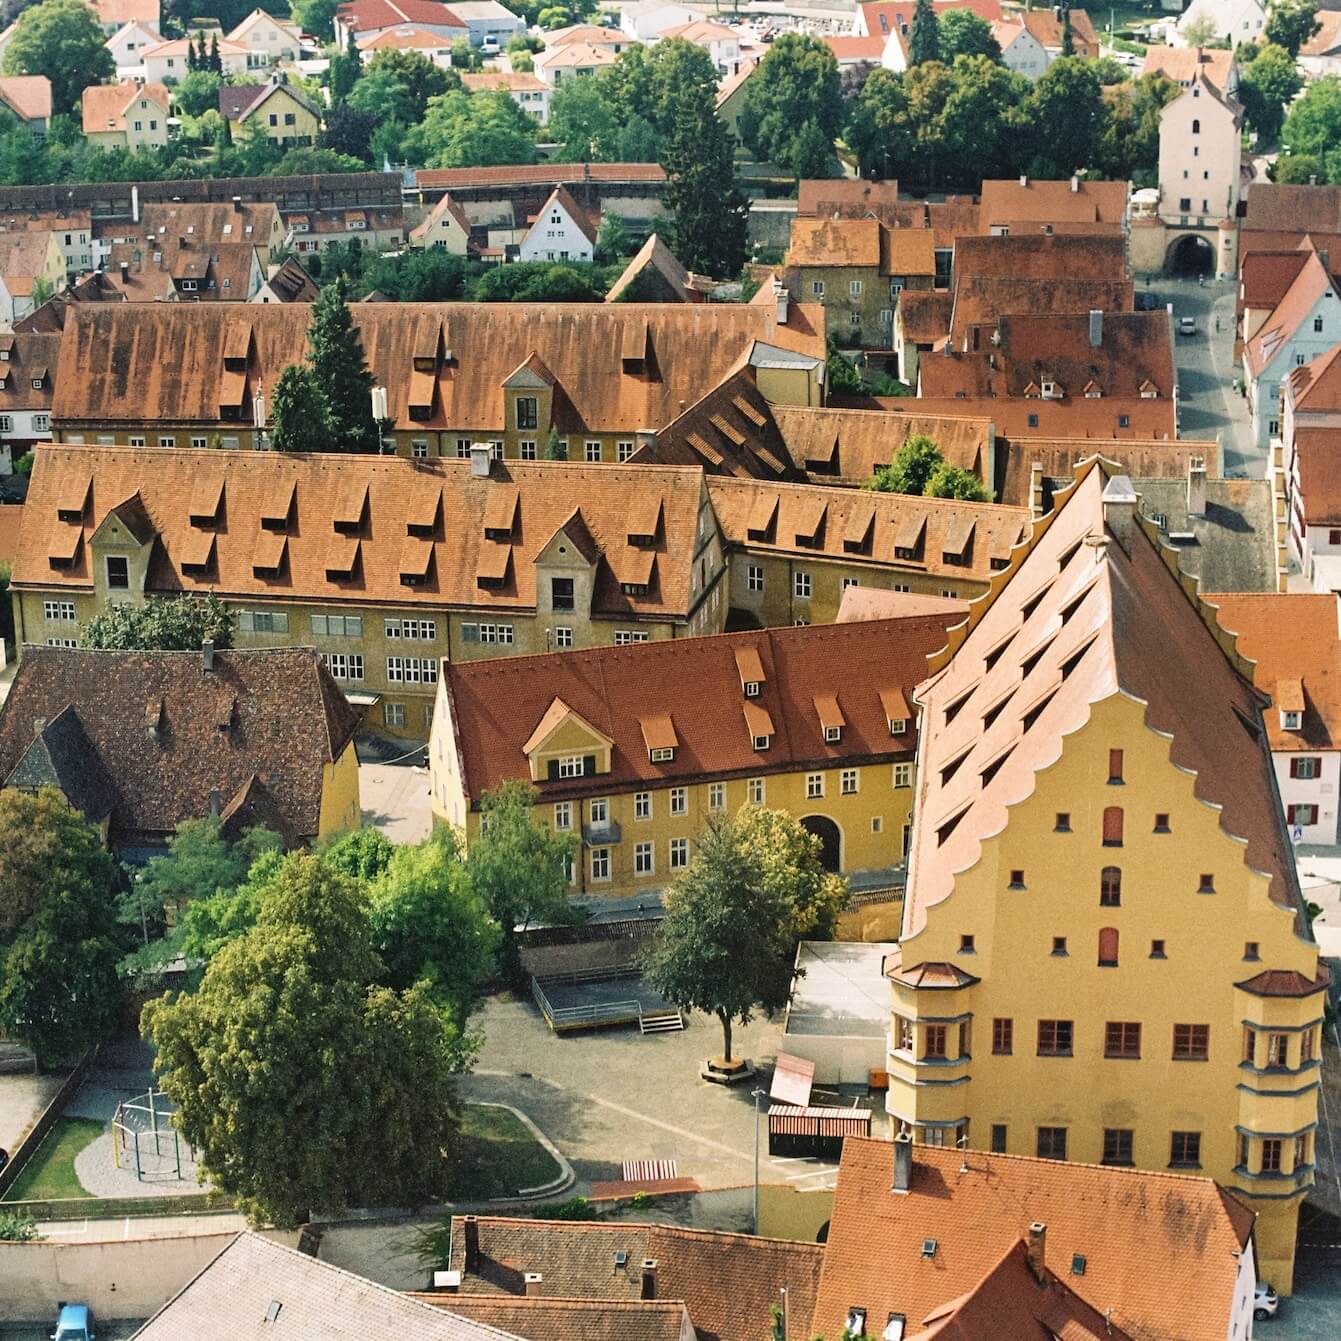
(14, 447, 708, 621)
(1235, 966, 1330, 996)
(444, 615, 953, 804)
(360, 24, 456, 48)
(0, 332, 58, 411)
(81, 80, 170, 136)
(897, 290, 952, 344)
(0, 232, 57, 295)
(902, 462, 1307, 941)
(605, 234, 707, 304)
(336, 0, 466, 31)
(977, 178, 1128, 232)
(1245, 249, 1334, 377)
(412, 1294, 694, 1341)
(1302, 8, 1341, 56)
(0, 76, 51, 123)
(1291, 427, 1341, 525)
(0, 646, 360, 846)
(1244, 184, 1341, 235)
(1141, 44, 1235, 91)
(786, 217, 882, 269)
(93, 0, 159, 24)
(1019, 5, 1099, 51)
(1288, 342, 1341, 411)
(812, 1138, 1251, 1341)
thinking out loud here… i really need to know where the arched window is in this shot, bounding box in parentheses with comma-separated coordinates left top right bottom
(1102, 806, 1123, 846)
(1191, 118, 1200, 134)
(1100, 866, 1121, 907)
(1098, 927, 1119, 967)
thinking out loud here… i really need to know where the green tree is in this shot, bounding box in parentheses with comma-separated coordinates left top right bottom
(472, 260, 607, 302)
(270, 363, 333, 453)
(926, 461, 991, 501)
(174, 70, 222, 118)
(329, 28, 362, 104)
(1242, 42, 1305, 144)
(596, 211, 631, 263)
(318, 103, 378, 163)
(827, 339, 862, 391)
(403, 89, 537, 169)
(368, 828, 499, 1024)
(450, 37, 483, 70)
(1182, 15, 1220, 47)
(0, 790, 124, 1066)
(647, 37, 719, 138)
(143, 853, 465, 1227)
(937, 55, 1030, 187)
(363, 48, 459, 122)
(549, 76, 622, 161)
(208, 33, 222, 74)
(865, 434, 944, 495)
(908, 0, 940, 65)
(1266, 0, 1320, 57)
(82, 593, 234, 651)
(273, 146, 367, 175)
(175, 846, 286, 965)
(938, 9, 1000, 60)
(543, 427, 567, 459)
(1096, 73, 1179, 182)
(1061, 5, 1075, 57)
(1282, 73, 1341, 165)
(662, 94, 748, 277)
(365, 248, 467, 300)
(1271, 151, 1323, 182)
(465, 779, 578, 986)
(306, 277, 378, 453)
(3, 0, 114, 114)
(318, 828, 395, 882)
(1023, 56, 1106, 178)
(291, 0, 339, 42)
(642, 807, 848, 1065)
(740, 34, 842, 171)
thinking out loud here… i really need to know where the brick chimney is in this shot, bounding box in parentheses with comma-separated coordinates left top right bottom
(202, 639, 215, 671)
(891, 1131, 913, 1194)
(640, 1260, 658, 1300)
(462, 1215, 480, 1272)
(524, 1272, 543, 1297)
(1026, 1223, 1047, 1283)
(1187, 456, 1207, 517)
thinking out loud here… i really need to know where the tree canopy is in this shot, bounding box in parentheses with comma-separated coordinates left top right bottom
(1240, 42, 1303, 144)
(662, 91, 749, 277)
(82, 593, 234, 651)
(0, 789, 124, 1066)
(3, 0, 113, 115)
(306, 278, 379, 452)
(1265, 0, 1321, 57)
(403, 89, 537, 169)
(1283, 74, 1341, 175)
(642, 807, 847, 1064)
(865, 434, 991, 501)
(740, 33, 843, 177)
(908, 0, 940, 65)
(143, 853, 466, 1227)
(937, 9, 1000, 61)
(270, 364, 333, 454)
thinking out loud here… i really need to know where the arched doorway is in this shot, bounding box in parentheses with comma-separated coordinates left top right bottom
(801, 815, 842, 873)
(1166, 232, 1214, 276)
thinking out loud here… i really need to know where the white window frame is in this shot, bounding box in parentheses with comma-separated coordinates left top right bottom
(748, 777, 765, 804)
(635, 791, 651, 820)
(669, 837, 688, 870)
(841, 768, 859, 795)
(554, 801, 572, 830)
(670, 786, 688, 816)
(807, 773, 824, 799)
(747, 565, 764, 592)
(634, 841, 654, 876)
(794, 571, 811, 598)
(708, 782, 725, 811)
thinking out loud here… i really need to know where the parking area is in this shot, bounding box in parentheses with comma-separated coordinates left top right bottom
(0, 1325, 144, 1341)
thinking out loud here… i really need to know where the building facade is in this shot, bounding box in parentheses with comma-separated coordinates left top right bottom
(884, 462, 1324, 1293)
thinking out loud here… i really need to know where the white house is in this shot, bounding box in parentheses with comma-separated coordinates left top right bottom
(991, 19, 1048, 78)
(408, 191, 473, 253)
(0, 332, 56, 467)
(620, 0, 694, 42)
(1174, 0, 1265, 47)
(446, 0, 524, 46)
(460, 70, 550, 125)
(1245, 250, 1341, 451)
(1282, 342, 1341, 585)
(1210, 592, 1341, 845)
(105, 20, 160, 73)
(357, 25, 455, 65)
(1158, 70, 1242, 230)
(656, 19, 740, 73)
(90, 0, 160, 39)
(534, 40, 617, 86)
(141, 36, 251, 83)
(1300, 11, 1341, 80)
(517, 185, 596, 263)
(227, 9, 303, 67)
(543, 23, 631, 55)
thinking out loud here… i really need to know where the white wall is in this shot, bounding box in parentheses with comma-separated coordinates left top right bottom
(1275, 749, 1341, 844)
(519, 201, 594, 263)
(1159, 82, 1239, 229)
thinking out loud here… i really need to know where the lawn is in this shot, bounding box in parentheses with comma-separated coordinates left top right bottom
(445, 1105, 562, 1201)
(1, 1118, 102, 1202)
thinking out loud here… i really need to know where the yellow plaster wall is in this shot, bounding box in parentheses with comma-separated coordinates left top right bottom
(317, 743, 362, 837)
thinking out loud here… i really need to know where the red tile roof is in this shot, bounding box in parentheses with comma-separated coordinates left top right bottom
(1291, 427, 1341, 525)
(1288, 341, 1341, 412)
(857, 0, 1002, 38)
(0, 332, 59, 411)
(1244, 184, 1341, 235)
(81, 80, 171, 136)
(1245, 249, 1334, 377)
(413, 1294, 694, 1341)
(445, 615, 957, 804)
(0, 75, 51, 124)
(1140, 44, 1235, 91)
(977, 179, 1128, 232)
(813, 1139, 1251, 1341)
(336, 0, 466, 31)
(902, 461, 1308, 941)
(1239, 249, 1313, 318)
(1235, 966, 1330, 997)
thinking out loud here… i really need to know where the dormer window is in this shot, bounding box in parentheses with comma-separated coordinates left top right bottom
(744, 680, 760, 698)
(889, 717, 907, 735)
(621, 582, 648, 596)
(846, 1309, 867, 1338)
(1283, 710, 1302, 731)
(557, 755, 585, 778)
(825, 725, 841, 743)
(753, 734, 771, 751)
(650, 747, 674, 763)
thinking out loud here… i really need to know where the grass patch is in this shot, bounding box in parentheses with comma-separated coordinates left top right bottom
(445, 1105, 562, 1201)
(1, 1118, 103, 1202)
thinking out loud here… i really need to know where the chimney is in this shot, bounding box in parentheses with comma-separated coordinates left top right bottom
(208, 788, 222, 816)
(774, 277, 789, 325)
(524, 1272, 543, 1297)
(469, 443, 493, 477)
(891, 1131, 913, 1194)
(1102, 474, 1139, 551)
(1026, 1223, 1047, 1283)
(1030, 460, 1045, 520)
(1088, 309, 1103, 348)
(462, 1216, 480, 1272)
(1187, 455, 1207, 516)
(119, 260, 129, 280)
(232, 195, 242, 213)
(32, 717, 46, 735)
(640, 1260, 658, 1300)
(202, 639, 215, 671)
(1019, 173, 1027, 187)
(1070, 175, 1080, 193)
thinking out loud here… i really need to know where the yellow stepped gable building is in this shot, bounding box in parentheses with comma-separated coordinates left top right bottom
(884, 460, 1324, 1293)
(430, 615, 960, 934)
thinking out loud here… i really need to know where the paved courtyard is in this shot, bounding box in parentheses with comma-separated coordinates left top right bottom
(360, 757, 431, 844)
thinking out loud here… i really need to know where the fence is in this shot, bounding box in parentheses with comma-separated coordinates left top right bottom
(531, 970, 645, 1033)
(0, 1048, 96, 1200)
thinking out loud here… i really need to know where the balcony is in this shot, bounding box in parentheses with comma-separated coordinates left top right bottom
(582, 819, 622, 846)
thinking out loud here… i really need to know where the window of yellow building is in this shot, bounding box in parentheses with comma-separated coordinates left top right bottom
(748, 778, 765, 804)
(708, 783, 725, 811)
(841, 769, 858, 794)
(669, 837, 688, 869)
(806, 774, 824, 799)
(554, 802, 571, 830)
(634, 842, 653, 875)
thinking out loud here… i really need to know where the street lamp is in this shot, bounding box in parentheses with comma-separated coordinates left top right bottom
(753, 1086, 766, 1234)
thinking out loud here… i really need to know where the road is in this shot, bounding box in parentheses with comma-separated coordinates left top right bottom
(1147, 274, 1259, 479)
(0, 1326, 144, 1340)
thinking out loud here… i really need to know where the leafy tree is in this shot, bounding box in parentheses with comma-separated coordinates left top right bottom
(365, 248, 468, 300)
(543, 427, 567, 459)
(3, 0, 114, 114)
(1023, 56, 1105, 178)
(1282, 73, 1341, 166)
(596, 211, 630, 262)
(1266, 0, 1320, 57)
(270, 363, 333, 453)
(938, 9, 1000, 60)
(174, 846, 286, 965)
(464, 779, 578, 986)
(662, 94, 748, 277)
(0, 789, 124, 1066)
(646, 37, 718, 136)
(1271, 151, 1323, 183)
(472, 260, 608, 302)
(208, 33, 221, 74)
(317, 828, 395, 882)
(273, 146, 367, 175)
(364, 47, 459, 120)
(865, 434, 944, 495)
(511, 51, 534, 72)
(82, 593, 234, 651)
(908, 0, 940, 65)
(291, 0, 339, 42)
(1241, 42, 1304, 144)
(306, 277, 379, 453)
(926, 461, 991, 501)
(1182, 15, 1220, 47)
(451, 37, 483, 70)
(143, 853, 466, 1227)
(318, 103, 378, 163)
(403, 89, 537, 168)
(549, 75, 622, 161)
(329, 28, 362, 104)
(368, 828, 499, 1023)
(827, 340, 862, 391)
(936, 55, 1030, 187)
(740, 34, 842, 172)
(174, 69, 222, 118)
(1096, 73, 1179, 182)
(642, 807, 847, 1065)
(1061, 5, 1075, 57)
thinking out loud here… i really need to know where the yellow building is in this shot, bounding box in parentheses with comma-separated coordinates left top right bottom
(430, 614, 959, 921)
(48, 302, 826, 459)
(221, 76, 319, 148)
(81, 81, 172, 152)
(10, 446, 726, 740)
(884, 461, 1323, 1292)
(0, 644, 361, 851)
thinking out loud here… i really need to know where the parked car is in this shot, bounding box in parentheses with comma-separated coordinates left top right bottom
(1179, 315, 1197, 336)
(1254, 1283, 1279, 1320)
(52, 1304, 95, 1340)
(480, 35, 500, 54)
